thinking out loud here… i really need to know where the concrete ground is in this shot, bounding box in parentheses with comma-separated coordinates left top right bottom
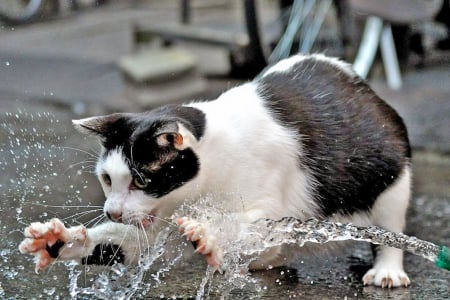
(0, 1, 449, 298)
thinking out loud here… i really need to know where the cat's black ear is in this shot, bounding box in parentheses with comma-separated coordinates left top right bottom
(72, 113, 128, 137)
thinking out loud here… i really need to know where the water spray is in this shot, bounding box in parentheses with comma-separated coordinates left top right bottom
(250, 218, 450, 271)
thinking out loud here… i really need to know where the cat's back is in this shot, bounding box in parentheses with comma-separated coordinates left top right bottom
(255, 54, 410, 159)
(255, 54, 411, 215)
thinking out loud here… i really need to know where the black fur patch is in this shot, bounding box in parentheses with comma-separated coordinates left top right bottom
(149, 104, 206, 140)
(257, 57, 411, 216)
(99, 105, 205, 198)
(46, 240, 65, 259)
(82, 244, 124, 265)
(129, 148, 200, 198)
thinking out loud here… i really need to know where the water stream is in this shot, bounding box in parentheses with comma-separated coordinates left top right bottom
(246, 218, 447, 267)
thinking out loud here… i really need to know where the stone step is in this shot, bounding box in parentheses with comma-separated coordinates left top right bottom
(118, 47, 197, 83)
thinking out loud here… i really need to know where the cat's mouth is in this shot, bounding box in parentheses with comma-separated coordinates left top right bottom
(133, 209, 157, 228)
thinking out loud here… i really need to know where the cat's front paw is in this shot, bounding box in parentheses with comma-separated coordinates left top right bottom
(363, 266, 410, 288)
(19, 218, 87, 273)
(177, 217, 223, 271)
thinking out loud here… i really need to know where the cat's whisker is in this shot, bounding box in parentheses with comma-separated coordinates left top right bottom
(60, 209, 103, 223)
(129, 211, 175, 228)
(22, 203, 102, 224)
(82, 213, 106, 228)
(132, 167, 144, 182)
(151, 215, 176, 227)
(133, 225, 142, 267)
(65, 160, 97, 170)
(88, 216, 106, 229)
(136, 223, 145, 258)
(28, 203, 103, 209)
(137, 222, 150, 266)
(139, 221, 151, 256)
(130, 144, 135, 167)
(60, 146, 99, 158)
(77, 169, 98, 175)
(136, 221, 144, 255)
(104, 225, 132, 267)
(64, 164, 97, 175)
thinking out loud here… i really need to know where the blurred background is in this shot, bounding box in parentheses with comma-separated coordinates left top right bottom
(0, 0, 449, 298)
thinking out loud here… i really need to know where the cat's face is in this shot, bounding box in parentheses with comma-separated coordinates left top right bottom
(73, 110, 202, 228)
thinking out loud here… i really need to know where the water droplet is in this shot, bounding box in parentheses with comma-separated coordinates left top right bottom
(43, 287, 55, 296)
(5, 61, 10, 66)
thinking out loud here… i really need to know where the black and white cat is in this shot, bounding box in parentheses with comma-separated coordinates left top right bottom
(19, 54, 411, 288)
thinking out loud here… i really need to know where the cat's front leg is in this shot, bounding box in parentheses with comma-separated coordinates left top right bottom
(176, 209, 268, 272)
(177, 217, 223, 271)
(19, 218, 90, 273)
(19, 218, 142, 273)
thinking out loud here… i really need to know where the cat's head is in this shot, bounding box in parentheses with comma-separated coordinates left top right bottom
(72, 105, 205, 228)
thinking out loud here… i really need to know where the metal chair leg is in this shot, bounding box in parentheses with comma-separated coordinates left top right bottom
(380, 23, 403, 89)
(353, 16, 383, 79)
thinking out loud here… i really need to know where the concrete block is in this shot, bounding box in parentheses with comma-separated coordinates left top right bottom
(118, 48, 197, 83)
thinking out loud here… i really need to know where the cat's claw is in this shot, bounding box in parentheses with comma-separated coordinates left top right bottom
(177, 217, 223, 272)
(19, 218, 87, 273)
(363, 267, 410, 288)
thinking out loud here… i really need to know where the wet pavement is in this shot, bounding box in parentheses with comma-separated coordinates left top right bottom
(1, 1, 449, 299)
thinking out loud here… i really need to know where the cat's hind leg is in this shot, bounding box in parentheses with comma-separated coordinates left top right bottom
(363, 166, 412, 288)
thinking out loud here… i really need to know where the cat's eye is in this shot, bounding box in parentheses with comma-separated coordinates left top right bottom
(133, 177, 148, 189)
(102, 173, 111, 186)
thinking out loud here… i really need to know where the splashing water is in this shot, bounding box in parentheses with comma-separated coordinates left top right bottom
(65, 198, 262, 299)
(1, 109, 104, 297)
(67, 227, 179, 299)
(63, 198, 448, 299)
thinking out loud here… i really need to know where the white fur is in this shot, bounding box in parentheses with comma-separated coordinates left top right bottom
(313, 53, 355, 77)
(97, 149, 162, 225)
(371, 166, 411, 232)
(262, 55, 310, 77)
(362, 166, 411, 287)
(262, 53, 355, 78)
(186, 82, 318, 221)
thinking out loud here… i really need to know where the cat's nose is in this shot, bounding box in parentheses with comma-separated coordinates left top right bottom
(106, 211, 122, 222)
